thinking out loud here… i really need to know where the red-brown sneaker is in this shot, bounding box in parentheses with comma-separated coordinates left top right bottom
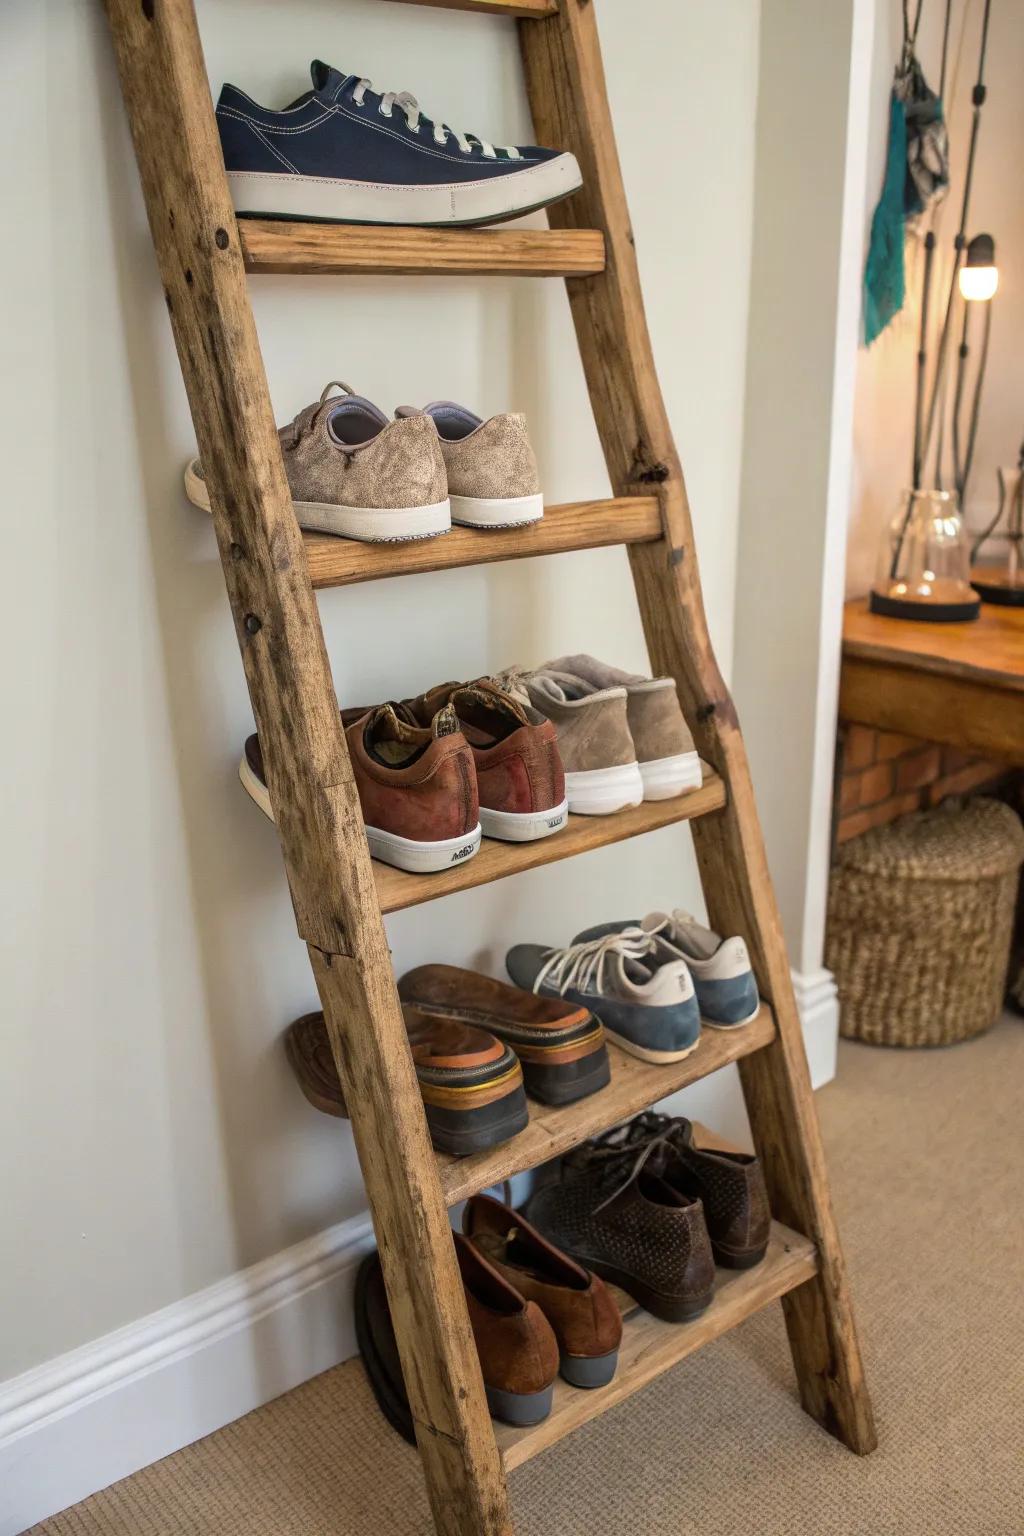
(239, 702, 480, 873)
(408, 679, 567, 842)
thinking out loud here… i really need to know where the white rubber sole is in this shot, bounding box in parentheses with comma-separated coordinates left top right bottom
(701, 1005, 762, 1031)
(450, 492, 544, 529)
(639, 751, 703, 801)
(239, 757, 482, 872)
(601, 1028, 702, 1065)
(227, 154, 582, 227)
(184, 460, 451, 543)
(564, 762, 644, 816)
(479, 798, 569, 843)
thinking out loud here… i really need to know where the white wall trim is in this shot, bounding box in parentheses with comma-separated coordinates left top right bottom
(0, 1210, 375, 1536)
(793, 966, 841, 1089)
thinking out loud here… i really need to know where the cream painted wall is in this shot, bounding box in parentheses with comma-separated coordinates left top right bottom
(1, 0, 760, 1381)
(849, 0, 1024, 595)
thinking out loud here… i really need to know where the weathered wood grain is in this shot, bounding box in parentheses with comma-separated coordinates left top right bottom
(374, 770, 726, 913)
(440, 1008, 776, 1206)
(103, 4, 512, 1531)
(302, 496, 661, 588)
(239, 221, 604, 277)
(496, 1221, 819, 1469)
(520, 0, 876, 1455)
(381, 0, 556, 15)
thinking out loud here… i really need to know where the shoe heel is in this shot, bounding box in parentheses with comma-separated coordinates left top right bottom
(560, 1348, 619, 1390)
(485, 1381, 554, 1426)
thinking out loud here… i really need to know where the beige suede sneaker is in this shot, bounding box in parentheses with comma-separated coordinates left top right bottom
(502, 667, 642, 816)
(397, 402, 543, 528)
(545, 655, 701, 801)
(184, 382, 451, 543)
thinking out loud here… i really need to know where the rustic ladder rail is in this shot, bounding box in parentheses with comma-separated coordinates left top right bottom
(103, 2, 876, 1531)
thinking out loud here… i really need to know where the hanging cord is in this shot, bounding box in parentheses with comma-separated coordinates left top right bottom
(920, 0, 994, 479)
(938, 0, 954, 99)
(957, 299, 992, 507)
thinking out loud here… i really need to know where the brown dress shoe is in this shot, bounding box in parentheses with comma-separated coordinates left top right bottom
(523, 1135, 716, 1323)
(284, 1007, 528, 1157)
(356, 1238, 559, 1438)
(239, 702, 480, 873)
(398, 963, 610, 1106)
(597, 1113, 771, 1269)
(463, 1194, 622, 1388)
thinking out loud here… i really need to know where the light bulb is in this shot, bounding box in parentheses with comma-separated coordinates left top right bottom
(959, 264, 999, 301)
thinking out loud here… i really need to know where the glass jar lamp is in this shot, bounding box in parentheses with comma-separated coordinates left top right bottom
(870, 488, 980, 622)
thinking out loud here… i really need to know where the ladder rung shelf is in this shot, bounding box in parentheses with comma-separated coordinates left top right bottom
(303, 496, 660, 588)
(105, 0, 876, 1529)
(497, 1221, 818, 1469)
(373, 770, 726, 913)
(440, 1008, 776, 1206)
(239, 220, 605, 277)
(382, 0, 558, 17)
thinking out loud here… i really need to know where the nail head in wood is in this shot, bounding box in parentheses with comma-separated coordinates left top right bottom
(215, 228, 229, 250)
(243, 613, 262, 635)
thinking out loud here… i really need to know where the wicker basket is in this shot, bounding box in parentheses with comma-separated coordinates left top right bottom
(826, 797, 1024, 1047)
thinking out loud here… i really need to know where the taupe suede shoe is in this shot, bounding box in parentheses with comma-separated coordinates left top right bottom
(545, 655, 701, 801)
(502, 667, 642, 815)
(184, 381, 451, 543)
(398, 402, 543, 528)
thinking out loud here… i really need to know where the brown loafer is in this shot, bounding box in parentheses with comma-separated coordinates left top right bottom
(357, 1237, 559, 1438)
(285, 1007, 528, 1157)
(463, 1193, 622, 1388)
(398, 963, 610, 1106)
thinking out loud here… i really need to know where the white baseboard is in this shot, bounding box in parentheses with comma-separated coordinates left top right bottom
(1, 977, 840, 1534)
(0, 1211, 376, 1536)
(792, 966, 840, 1088)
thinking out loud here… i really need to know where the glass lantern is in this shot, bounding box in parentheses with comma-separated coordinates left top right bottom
(971, 464, 1024, 607)
(870, 488, 980, 622)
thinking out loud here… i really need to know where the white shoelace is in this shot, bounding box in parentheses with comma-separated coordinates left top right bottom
(351, 79, 522, 160)
(533, 928, 655, 998)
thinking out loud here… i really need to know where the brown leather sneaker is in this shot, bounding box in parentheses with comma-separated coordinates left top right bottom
(523, 1133, 715, 1322)
(399, 964, 609, 1106)
(356, 1238, 559, 1439)
(285, 1006, 528, 1157)
(239, 701, 481, 873)
(597, 1113, 771, 1269)
(464, 1194, 622, 1388)
(343, 678, 567, 843)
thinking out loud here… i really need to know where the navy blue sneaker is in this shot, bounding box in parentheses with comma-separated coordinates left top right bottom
(574, 913, 761, 1029)
(216, 61, 582, 228)
(506, 929, 701, 1065)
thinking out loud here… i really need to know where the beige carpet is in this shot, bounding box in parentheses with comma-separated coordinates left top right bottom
(30, 1019, 1024, 1536)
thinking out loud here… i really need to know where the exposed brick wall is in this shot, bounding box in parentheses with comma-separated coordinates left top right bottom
(835, 725, 1008, 844)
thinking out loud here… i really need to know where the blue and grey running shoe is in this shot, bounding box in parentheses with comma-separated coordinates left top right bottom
(575, 912, 760, 1029)
(506, 929, 700, 1064)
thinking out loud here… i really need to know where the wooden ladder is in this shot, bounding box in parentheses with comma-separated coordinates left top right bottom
(104, 1, 876, 1530)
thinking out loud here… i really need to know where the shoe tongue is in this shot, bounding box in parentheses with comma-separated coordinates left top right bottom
(310, 59, 350, 100)
(431, 702, 461, 740)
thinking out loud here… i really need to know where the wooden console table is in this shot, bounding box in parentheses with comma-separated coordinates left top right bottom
(839, 599, 1024, 765)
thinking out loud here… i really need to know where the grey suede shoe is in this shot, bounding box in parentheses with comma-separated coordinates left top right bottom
(501, 667, 642, 815)
(543, 655, 700, 801)
(184, 381, 451, 543)
(397, 402, 543, 528)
